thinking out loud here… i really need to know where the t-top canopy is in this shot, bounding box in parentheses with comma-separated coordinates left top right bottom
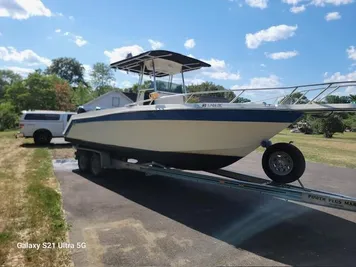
(110, 50, 211, 77)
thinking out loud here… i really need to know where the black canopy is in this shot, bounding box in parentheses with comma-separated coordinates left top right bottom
(110, 50, 211, 77)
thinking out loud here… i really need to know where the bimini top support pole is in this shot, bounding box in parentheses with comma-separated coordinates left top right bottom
(181, 70, 186, 94)
(152, 59, 157, 92)
(138, 64, 144, 91)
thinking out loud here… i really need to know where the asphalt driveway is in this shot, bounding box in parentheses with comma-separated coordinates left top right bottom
(54, 152, 356, 267)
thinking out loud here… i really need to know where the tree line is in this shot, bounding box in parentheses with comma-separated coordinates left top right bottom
(0, 58, 118, 130)
(284, 92, 356, 138)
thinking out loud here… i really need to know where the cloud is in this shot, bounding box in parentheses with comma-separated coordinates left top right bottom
(282, 0, 305, 4)
(311, 0, 353, 6)
(74, 36, 87, 47)
(290, 5, 306, 13)
(265, 50, 299, 60)
(200, 58, 226, 69)
(347, 46, 356, 60)
(202, 71, 241, 80)
(245, 0, 268, 9)
(60, 31, 88, 47)
(0, 46, 51, 66)
(324, 71, 356, 82)
(148, 39, 164, 50)
(120, 80, 132, 88)
(260, 63, 266, 67)
(69, 15, 74, 20)
(83, 64, 92, 81)
(232, 75, 282, 89)
(55, 29, 61, 33)
(200, 57, 241, 80)
(184, 39, 196, 49)
(1, 66, 34, 77)
(187, 54, 195, 58)
(324, 71, 356, 94)
(185, 78, 205, 85)
(104, 45, 145, 63)
(325, 11, 341, 21)
(245, 24, 298, 49)
(0, 0, 52, 20)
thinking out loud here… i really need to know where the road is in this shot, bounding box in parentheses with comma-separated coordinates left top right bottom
(53, 151, 356, 267)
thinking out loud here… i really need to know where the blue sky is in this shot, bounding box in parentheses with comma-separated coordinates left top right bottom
(1, 0, 356, 98)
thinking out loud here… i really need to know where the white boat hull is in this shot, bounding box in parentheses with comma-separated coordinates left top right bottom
(64, 105, 302, 170)
(66, 120, 290, 157)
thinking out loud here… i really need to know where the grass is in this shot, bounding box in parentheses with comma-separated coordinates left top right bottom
(256, 130, 356, 169)
(0, 131, 71, 267)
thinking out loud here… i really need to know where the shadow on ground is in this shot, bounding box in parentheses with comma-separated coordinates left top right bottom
(21, 143, 72, 149)
(74, 169, 356, 266)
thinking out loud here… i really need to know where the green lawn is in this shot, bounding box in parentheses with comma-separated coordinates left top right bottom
(0, 131, 71, 267)
(256, 130, 356, 169)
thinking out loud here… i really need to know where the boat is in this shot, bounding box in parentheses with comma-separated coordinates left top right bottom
(64, 50, 356, 183)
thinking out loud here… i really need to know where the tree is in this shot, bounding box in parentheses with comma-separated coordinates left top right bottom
(90, 62, 115, 91)
(127, 80, 152, 93)
(0, 70, 22, 101)
(0, 102, 18, 131)
(350, 94, 356, 103)
(24, 72, 57, 110)
(311, 114, 345, 138)
(51, 78, 75, 111)
(187, 82, 236, 101)
(279, 92, 309, 104)
(5, 72, 57, 112)
(325, 95, 350, 104)
(234, 97, 251, 103)
(5, 81, 30, 113)
(72, 83, 95, 106)
(45, 57, 87, 87)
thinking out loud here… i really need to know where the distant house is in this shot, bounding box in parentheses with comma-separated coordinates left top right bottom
(81, 90, 135, 111)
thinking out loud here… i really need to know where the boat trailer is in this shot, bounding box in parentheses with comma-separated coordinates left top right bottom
(74, 146, 356, 213)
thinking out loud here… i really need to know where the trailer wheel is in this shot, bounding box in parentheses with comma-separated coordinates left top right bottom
(90, 153, 103, 177)
(262, 142, 305, 184)
(78, 151, 90, 173)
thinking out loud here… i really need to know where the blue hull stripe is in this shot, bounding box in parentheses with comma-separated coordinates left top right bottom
(64, 109, 303, 136)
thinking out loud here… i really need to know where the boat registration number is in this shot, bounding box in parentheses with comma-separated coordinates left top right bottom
(201, 103, 223, 108)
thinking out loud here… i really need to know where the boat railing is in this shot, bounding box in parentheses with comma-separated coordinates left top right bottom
(125, 81, 356, 106)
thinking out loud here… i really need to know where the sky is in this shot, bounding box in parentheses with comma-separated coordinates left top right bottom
(1, 0, 356, 100)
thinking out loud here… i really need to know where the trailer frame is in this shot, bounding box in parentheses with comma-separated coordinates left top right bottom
(74, 145, 356, 213)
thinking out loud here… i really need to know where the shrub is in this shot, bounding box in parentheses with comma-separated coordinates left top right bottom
(0, 102, 19, 131)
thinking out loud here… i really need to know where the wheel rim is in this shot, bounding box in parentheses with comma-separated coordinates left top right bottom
(91, 155, 101, 175)
(268, 151, 293, 176)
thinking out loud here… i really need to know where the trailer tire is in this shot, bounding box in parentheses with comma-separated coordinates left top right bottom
(78, 151, 90, 173)
(262, 142, 305, 184)
(90, 153, 103, 177)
